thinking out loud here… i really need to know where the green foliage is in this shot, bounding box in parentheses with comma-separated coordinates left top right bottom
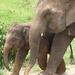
(0, 23, 6, 68)
(0, 69, 6, 75)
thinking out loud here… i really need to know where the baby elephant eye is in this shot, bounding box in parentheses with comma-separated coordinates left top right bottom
(44, 10, 51, 17)
(46, 10, 51, 16)
(11, 38, 15, 41)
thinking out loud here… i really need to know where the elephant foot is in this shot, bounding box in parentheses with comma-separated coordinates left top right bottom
(11, 72, 19, 75)
(56, 59, 66, 74)
(56, 68, 66, 74)
(38, 70, 55, 75)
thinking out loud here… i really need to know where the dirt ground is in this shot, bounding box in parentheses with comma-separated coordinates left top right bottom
(6, 65, 75, 75)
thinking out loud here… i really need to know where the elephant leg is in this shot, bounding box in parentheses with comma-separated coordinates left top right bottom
(11, 46, 29, 75)
(38, 32, 74, 75)
(56, 59, 66, 74)
(38, 42, 49, 70)
(38, 33, 54, 70)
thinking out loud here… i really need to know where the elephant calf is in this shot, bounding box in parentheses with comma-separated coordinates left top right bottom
(4, 22, 66, 75)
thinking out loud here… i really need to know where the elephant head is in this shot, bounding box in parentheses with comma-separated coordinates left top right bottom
(34, 0, 75, 33)
(4, 22, 30, 71)
(24, 0, 75, 75)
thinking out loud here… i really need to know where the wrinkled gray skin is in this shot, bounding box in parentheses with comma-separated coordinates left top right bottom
(24, 0, 75, 75)
(4, 22, 66, 75)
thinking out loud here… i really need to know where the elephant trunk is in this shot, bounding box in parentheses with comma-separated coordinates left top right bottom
(4, 43, 12, 71)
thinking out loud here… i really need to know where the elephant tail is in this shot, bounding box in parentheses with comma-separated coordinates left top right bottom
(69, 44, 74, 62)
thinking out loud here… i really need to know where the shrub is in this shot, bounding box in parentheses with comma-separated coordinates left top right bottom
(0, 23, 6, 68)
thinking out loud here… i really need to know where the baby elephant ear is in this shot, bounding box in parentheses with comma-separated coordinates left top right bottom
(23, 26, 30, 43)
(66, 2, 75, 26)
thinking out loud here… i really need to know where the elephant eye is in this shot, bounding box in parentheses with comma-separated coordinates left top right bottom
(44, 10, 51, 18)
(44, 10, 51, 21)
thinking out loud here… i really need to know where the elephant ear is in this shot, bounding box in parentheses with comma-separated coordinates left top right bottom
(23, 26, 30, 43)
(66, 1, 75, 26)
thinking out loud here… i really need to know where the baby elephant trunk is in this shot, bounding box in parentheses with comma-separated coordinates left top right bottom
(4, 43, 12, 71)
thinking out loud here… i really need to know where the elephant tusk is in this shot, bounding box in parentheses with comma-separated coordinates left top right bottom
(68, 29, 71, 35)
(65, 29, 71, 35)
(41, 33, 43, 36)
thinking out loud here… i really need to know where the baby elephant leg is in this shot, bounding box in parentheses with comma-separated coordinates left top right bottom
(11, 46, 29, 75)
(56, 59, 66, 74)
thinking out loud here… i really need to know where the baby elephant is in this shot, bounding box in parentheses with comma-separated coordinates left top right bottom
(4, 22, 66, 75)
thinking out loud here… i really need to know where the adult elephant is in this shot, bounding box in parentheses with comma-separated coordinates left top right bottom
(24, 0, 75, 75)
(4, 22, 66, 75)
